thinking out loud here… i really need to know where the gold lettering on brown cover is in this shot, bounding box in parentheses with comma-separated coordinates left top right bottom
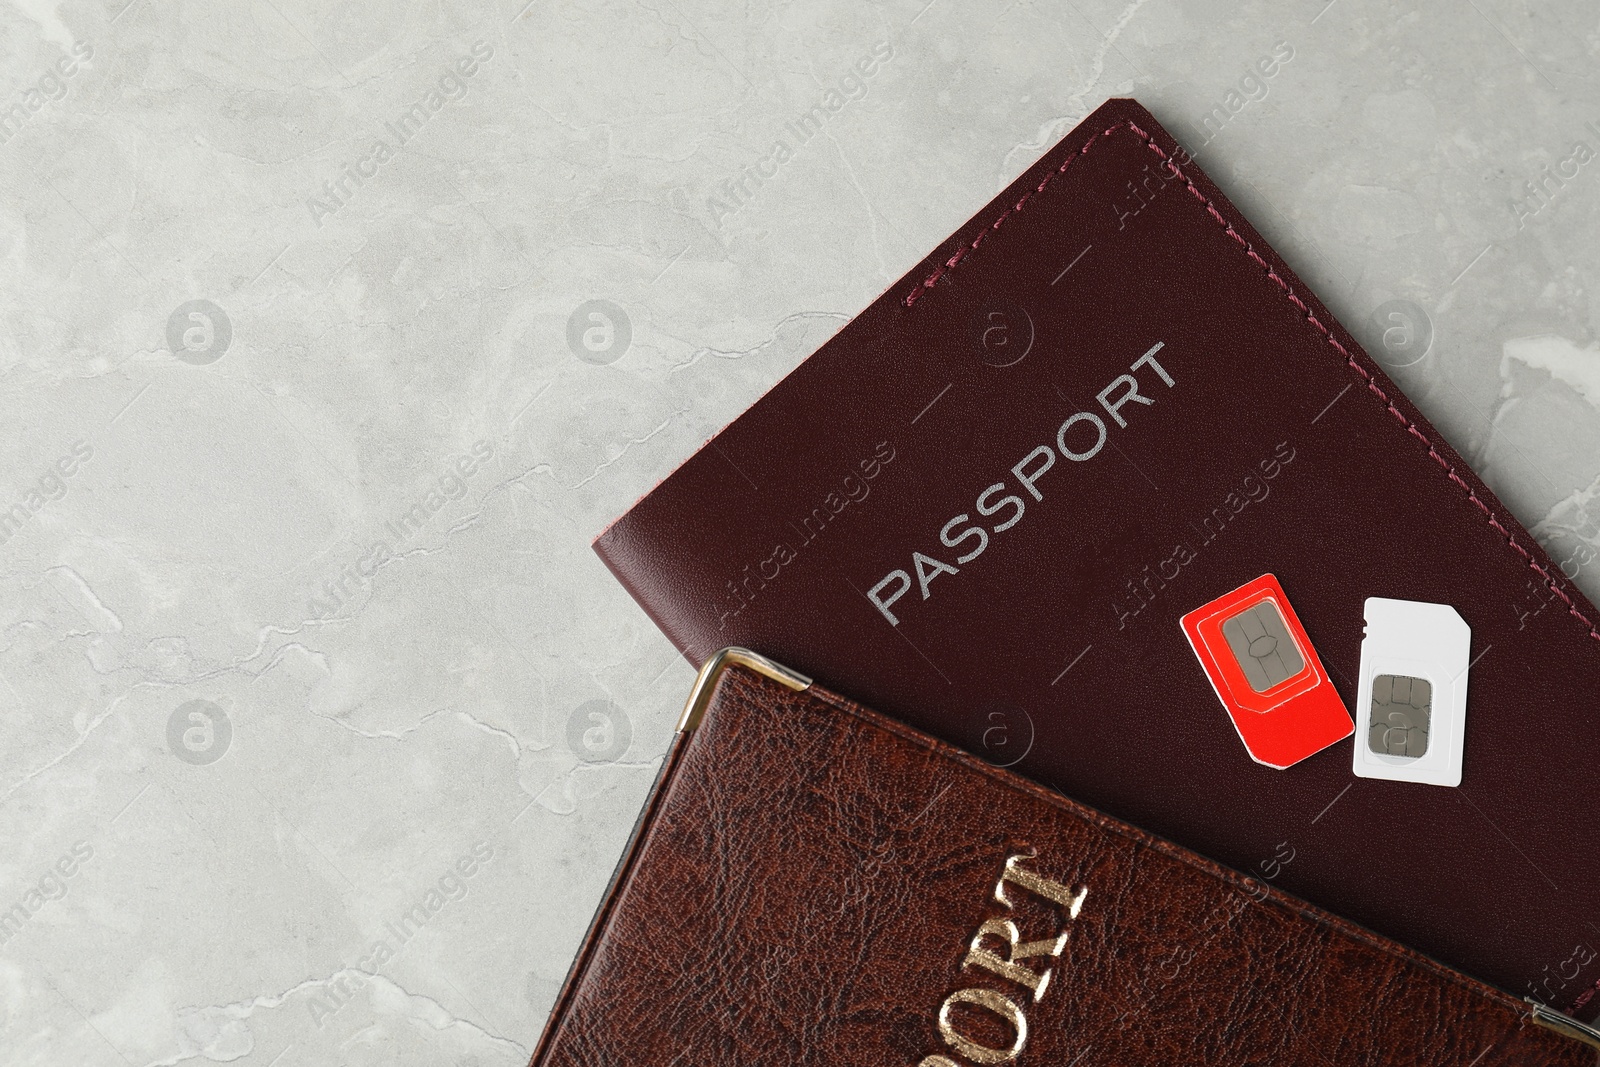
(993, 855, 1088, 916)
(914, 854, 1089, 1066)
(938, 988, 1029, 1064)
(963, 918, 1067, 1000)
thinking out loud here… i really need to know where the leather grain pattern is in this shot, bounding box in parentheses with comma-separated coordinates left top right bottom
(594, 98, 1600, 1014)
(531, 663, 1596, 1067)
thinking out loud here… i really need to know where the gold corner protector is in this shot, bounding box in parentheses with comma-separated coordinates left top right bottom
(675, 647, 811, 733)
(1526, 998, 1600, 1051)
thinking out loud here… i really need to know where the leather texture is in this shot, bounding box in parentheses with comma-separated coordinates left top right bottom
(593, 98, 1600, 1016)
(530, 662, 1597, 1067)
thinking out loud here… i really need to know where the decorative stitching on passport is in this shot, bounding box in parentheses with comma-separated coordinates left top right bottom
(903, 117, 1600, 646)
(902, 121, 1125, 308)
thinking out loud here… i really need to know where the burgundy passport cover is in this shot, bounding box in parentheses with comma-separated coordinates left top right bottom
(531, 654, 1595, 1066)
(595, 99, 1600, 1015)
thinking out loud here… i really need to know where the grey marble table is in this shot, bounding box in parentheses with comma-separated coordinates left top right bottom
(2, 0, 1597, 1064)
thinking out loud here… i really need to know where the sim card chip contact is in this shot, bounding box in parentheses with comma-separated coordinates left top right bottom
(1221, 601, 1306, 692)
(1369, 674, 1431, 759)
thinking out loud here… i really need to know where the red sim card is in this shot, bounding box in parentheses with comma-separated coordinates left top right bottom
(1180, 574, 1352, 769)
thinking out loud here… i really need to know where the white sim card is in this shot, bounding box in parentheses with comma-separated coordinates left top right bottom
(1352, 598, 1471, 787)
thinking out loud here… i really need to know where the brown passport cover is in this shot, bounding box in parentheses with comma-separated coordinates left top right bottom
(531, 652, 1596, 1066)
(594, 98, 1600, 1016)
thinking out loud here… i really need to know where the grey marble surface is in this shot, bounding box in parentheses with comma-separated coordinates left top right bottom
(1, 0, 1597, 1063)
